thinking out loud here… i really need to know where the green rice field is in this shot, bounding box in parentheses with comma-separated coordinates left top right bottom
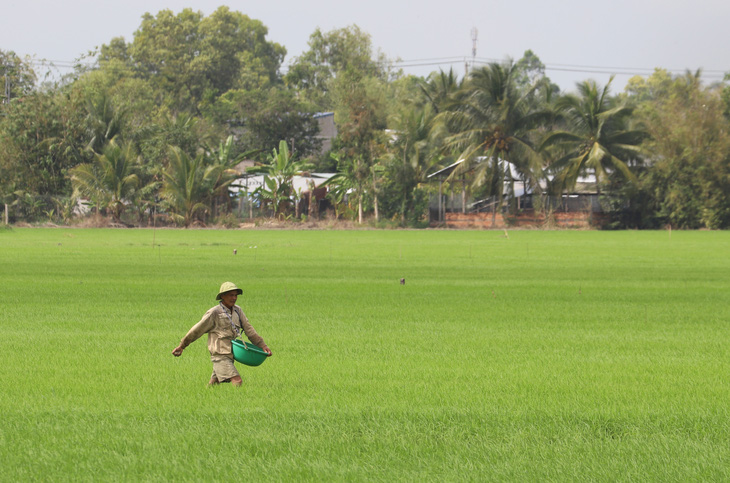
(1, 227, 728, 481)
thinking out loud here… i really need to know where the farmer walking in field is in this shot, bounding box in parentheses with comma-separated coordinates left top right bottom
(172, 282, 272, 387)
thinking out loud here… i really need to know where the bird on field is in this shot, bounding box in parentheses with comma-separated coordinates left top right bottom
(400, 278, 405, 285)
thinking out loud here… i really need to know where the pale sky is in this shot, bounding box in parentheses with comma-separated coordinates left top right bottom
(1, 0, 728, 93)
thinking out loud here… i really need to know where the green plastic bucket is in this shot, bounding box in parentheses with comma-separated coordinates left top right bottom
(231, 339, 267, 367)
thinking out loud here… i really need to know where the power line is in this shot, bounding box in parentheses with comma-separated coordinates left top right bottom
(26, 54, 728, 81)
(540, 61, 726, 75)
(384, 56, 727, 80)
(29, 59, 94, 68)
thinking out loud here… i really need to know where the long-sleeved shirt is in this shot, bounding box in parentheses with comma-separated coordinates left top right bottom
(180, 303, 268, 359)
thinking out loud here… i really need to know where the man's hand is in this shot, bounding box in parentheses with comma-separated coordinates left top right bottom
(264, 347, 272, 357)
(172, 345, 184, 357)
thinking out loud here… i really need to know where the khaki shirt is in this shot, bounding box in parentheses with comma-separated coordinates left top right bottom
(180, 303, 268, 359)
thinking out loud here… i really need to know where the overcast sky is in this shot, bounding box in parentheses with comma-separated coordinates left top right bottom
(1, 0, 727, 92)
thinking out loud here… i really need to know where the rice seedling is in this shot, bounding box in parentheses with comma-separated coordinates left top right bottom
(1, 228, 728, 481)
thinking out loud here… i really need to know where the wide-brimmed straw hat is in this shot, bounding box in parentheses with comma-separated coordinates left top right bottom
(216, 281, 242, 300)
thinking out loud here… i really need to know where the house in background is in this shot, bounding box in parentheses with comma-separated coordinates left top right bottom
(428, 157, 606, 228)
(229, 172, 335, 219)
(314, 112, 337, 155)
(226, 111, 338, 218)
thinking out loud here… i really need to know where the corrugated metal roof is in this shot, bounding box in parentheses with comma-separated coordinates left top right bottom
(428, 159, 465, 178)
(427, 157, 599, 194)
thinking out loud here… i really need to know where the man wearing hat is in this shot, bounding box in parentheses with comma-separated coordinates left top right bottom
(172, 282, 272, 387)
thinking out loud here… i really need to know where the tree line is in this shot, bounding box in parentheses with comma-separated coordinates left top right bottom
(2, 6, 730, 228)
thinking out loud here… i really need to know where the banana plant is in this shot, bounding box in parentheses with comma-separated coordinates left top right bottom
(249, 140, 312, 218)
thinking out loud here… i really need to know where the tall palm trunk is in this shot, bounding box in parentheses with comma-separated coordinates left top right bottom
(491, 156, 503, 227)
(373, 180, 379, 222)
(307, 180, 318, 219)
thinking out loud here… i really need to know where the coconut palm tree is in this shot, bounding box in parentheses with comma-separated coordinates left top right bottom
(85, 91, 125, 154)
(322, 165, 357, 221)
(418, 68, 463, 113)
(323, 151, 372, 224)
(385, 103, 443, 224)
(540, 77, 646, 194)
(69, 138, 140, 223)
(161, 146, 214, 227)
(436, 61, 551, 219)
